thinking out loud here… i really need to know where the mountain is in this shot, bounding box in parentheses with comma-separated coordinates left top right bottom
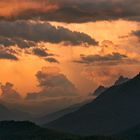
(114, 76, 130, 86)
(46, 73, 140, 136)
(0, 103, 32, 121)
(116, 124, 140, 140)
(0, 121, 79, 140)
(121, 124, 140, 136)
(35, 100, 91, 125)
(0, 121, 39, 134)
(0, 121, 139, 140)
(92, 76, 129, 97)
(92, 85, 108, 96)
(0, 121, 127, 140)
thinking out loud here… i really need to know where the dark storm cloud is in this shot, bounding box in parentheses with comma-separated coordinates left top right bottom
(0, 37, 35, 48)
(32, 48, 59, 63)
(0, 20, 98, 46)
(0, 50, 18, 60)
(45, 57, 59, 63)
(0, 20, 97, 61)
(132, 30, 140, 41)
(74, 52, 130, 65)
(1, 0, 140, 23)
(0, 37, 15, 47)
(47, 0, 140, 23)
(32, 48, 53, 57)
(26, 67, 77, 99)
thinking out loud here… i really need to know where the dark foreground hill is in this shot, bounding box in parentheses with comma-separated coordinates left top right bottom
(0, 121, 126, 140)
(0, 121, 78, 140)
(0, 104, 31, 121)
(1, 121, 140, 140)
(46, 73, 140, 136)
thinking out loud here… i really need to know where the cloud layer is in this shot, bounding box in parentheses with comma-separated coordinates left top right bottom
(1, 0, 140, 23)
(74, 52, 130, 65)
(0, 20, 98, 61)
(0, 0, 58, 18)
(0, 20, 98, 46)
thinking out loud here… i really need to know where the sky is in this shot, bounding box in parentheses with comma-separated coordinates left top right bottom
(0, 0, 140, 100)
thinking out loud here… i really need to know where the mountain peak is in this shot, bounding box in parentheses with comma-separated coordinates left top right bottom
(134, 72, 140, 79)
(114, 75, 129, 86)
(92, 85, 107, 96)
(92, 75, 130, 97)
(46, 72, 140, 135)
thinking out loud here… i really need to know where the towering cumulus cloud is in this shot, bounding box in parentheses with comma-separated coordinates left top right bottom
(26, 67, 77, 99)
(0, 82, 21, 101)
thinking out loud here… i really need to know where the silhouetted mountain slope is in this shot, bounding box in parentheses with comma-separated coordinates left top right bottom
(92, 75, 129, 97)
(0, 121, 39, 134)
(92, 85, 108, 96)
(116, 124, 140, 140)
(0, 121, 127, 140)
(46, 73, 140, 136)
(120, 124, 140, 136)
(0, 121, 81, 140)
(35, 100, 92, 125)
(0, 104, 32, 121)
(0, 121, 140, 140)
(114, 76, 130, 86)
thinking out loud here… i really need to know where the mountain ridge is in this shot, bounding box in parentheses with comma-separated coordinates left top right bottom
(46, 73, 140, 135)
(92, 75, 130, 97)
(0, 103, 32, 121)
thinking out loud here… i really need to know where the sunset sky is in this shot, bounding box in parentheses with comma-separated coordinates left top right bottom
(0, 0, 140, 100)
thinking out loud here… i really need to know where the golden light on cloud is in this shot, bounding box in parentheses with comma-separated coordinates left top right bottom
(50, 20, 139, 43)
(0, 0, 58, 18)
(1, 1, 140, 132)
(0, 19, 140, 96)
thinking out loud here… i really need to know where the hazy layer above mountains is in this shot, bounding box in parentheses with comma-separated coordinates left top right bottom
(0, 75, 130, 125)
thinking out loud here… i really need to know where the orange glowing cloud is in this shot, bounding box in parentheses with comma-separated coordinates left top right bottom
(0, 0, 58, 18)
